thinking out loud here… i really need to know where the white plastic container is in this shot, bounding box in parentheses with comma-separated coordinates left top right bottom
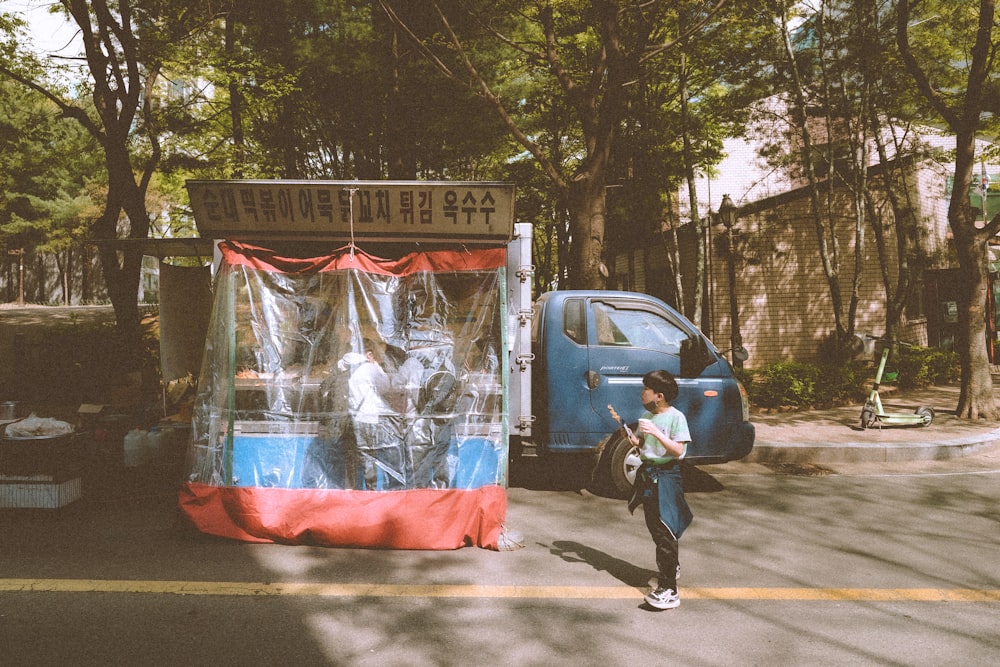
(123, 429, 150, 467)
(146, 428, 165, 461)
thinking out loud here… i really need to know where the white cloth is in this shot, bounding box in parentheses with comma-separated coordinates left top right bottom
(348, 361, 390, 424)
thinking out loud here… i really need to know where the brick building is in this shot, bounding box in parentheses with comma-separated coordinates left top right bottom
(605, 133, 996, 370)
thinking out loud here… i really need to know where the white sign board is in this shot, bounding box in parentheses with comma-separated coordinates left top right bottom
(186, 180, 516, 243)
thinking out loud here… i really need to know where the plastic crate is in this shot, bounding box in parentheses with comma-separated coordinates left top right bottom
(0, 477, 82, 508)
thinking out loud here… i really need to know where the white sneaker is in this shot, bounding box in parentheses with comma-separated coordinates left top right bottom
(644, 587, 680, 609)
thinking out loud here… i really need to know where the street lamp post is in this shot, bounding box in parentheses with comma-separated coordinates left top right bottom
(719, 194, 743, 368)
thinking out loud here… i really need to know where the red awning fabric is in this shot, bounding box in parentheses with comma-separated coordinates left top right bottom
(217, 240, 507, 275)
(178, 482, 508, 550)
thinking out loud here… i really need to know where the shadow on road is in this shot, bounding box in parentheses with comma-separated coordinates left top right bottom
(547, 539, 656, 588)
(509, 455, 727, 494)
(508, 454, 595, 491)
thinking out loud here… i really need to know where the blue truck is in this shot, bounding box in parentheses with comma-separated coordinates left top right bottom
(505, 223, 754, 497)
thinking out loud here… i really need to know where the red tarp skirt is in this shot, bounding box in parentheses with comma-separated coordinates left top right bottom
(178, 483, 507, 550)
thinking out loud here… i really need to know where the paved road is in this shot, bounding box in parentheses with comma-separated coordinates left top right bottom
(2, 452, 998, 666)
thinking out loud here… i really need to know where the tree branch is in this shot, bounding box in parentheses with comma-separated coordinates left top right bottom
(377, 0, 454, 77)
(380, 0, 568, 192)
(539, 4, 584, 103)
(0, 61, 104, 145)
(894, 0, 960, 129)
(470, 5, 546, 63)
(639, 0, 730, 63)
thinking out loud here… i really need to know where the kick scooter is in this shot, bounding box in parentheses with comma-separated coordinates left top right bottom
(860, 335, 934, 429)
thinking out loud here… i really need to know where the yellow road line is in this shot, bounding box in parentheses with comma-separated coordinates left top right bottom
(1, 579, 998, 602)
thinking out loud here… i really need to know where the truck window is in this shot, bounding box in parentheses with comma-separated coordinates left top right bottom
(563, 298, 586, 344)
(592, 302, 686, 354)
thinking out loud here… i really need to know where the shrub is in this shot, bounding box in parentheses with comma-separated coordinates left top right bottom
(816, 332, 862, 366)
(749, 361, 820, 408)
(812, 361, 868, 407)
(925, 349, 960, 384)
(742, 344, 960, 411)
(894, 345, 959, 389)
(744, 360, 867, 409)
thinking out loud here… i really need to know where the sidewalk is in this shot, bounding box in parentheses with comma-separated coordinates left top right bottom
(745, 383, 1000, 463)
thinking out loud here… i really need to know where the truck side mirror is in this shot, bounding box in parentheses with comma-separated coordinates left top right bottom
(680, 336, 714, 377)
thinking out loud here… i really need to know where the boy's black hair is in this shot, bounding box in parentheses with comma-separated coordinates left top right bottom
(643, 369, 679, 402)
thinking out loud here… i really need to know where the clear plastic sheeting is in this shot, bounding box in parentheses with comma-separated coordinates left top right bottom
(186, 241, 508, 493)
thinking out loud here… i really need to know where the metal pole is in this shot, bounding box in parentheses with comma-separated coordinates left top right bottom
(726, 227, 743, 368)
(719, 195, 742, 369)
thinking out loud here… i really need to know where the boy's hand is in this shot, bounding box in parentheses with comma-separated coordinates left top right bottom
(637, 418, 658, 438)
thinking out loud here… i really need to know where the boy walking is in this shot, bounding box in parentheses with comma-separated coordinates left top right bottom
(626, 369, 693, 610)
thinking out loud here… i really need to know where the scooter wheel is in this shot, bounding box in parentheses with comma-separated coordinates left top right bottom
(860, 406, 876, 429)
(915, 406, 935, 426)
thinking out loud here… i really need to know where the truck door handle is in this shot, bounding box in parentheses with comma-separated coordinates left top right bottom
(586, 370, 600, 389)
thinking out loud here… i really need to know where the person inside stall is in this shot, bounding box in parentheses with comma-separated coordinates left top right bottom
(304, 311, 357, 489)
(347, 338, 407, 490)
(397, 344, 458, 488)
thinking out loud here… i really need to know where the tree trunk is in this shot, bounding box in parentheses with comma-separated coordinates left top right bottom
(679, 53, 703, 326)
(953, 221, 996, 419)
(225, 11, 246, 178)
(567, 175, 608, 290)
(93, 147, 149, 371)
(948, 104, 995, 419)
(94, 228, 143, 370)
(779, 5, 848, 341)
(55, 250, 69, 305)
(81, 242, 93, 303)
(381, 13, 416, 180)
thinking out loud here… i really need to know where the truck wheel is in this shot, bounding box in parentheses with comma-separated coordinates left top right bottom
(592, 430, 640, 499)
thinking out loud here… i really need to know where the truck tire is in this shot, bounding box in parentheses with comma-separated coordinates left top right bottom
(592, 429, 640, 499)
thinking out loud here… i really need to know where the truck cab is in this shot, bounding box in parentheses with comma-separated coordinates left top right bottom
(518, 288, 754, 497)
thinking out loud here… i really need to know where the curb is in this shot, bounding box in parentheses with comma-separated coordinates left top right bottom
(747, 427, 1000, 464)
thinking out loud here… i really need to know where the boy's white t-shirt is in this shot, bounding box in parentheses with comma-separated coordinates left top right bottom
(637, 405, 690, 464)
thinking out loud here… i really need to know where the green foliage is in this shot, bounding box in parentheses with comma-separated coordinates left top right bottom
(180, 0, 514, 181)
(812, 362, 868, 407)
(894, 345, 960, 389)
(747, 361, 819, 408)
(743, 346, 960, 411)
(744, 360, 866, 409)
(0, 79, 102, 231)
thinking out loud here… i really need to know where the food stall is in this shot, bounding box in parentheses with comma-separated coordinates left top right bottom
(178, 180, 515, 549)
